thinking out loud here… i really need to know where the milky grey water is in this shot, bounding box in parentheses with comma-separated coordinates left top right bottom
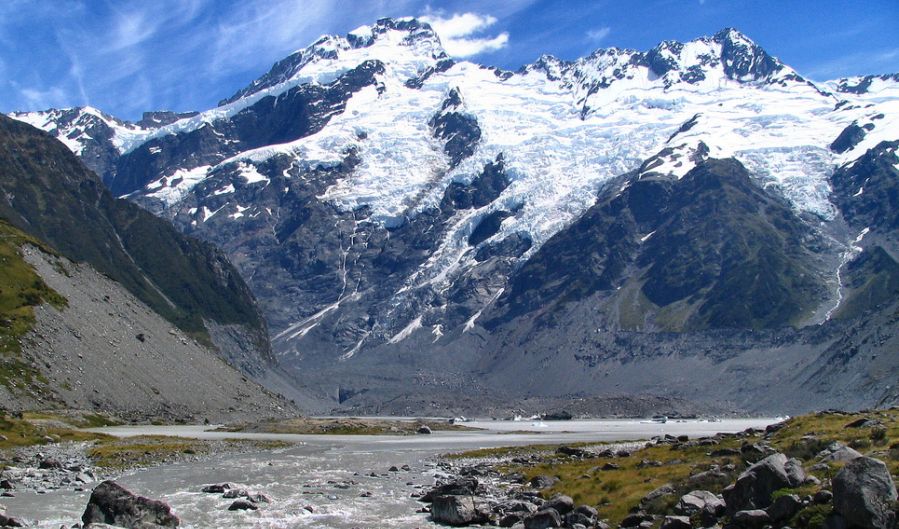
(6, 418, 777, 528)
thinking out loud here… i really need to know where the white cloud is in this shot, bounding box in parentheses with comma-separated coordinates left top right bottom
(585, 26, 611, 44)
(420, 12, 509, 57)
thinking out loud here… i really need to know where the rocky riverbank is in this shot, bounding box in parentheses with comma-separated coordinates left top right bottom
(417, 409, 898, 529)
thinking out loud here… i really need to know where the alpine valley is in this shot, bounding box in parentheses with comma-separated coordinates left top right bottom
(9, 18, 899, 416)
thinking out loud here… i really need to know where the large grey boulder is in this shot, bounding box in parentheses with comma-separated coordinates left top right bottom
(82, 480, 180, 528)
(422, 478, 481, 502)
(544, 494, 574, 515)
(832, 457, 897, 529)
(676, 490, 725, 515)
(524, 508, 562, 529)
(766, 493, 802, 522)
(818, 442, 863, 463)
(431, 495, 489, 526)
(722, 453, 806, 514)
(733, 509, 771, 529)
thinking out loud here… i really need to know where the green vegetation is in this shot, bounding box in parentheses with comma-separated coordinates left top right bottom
(0, 220, 66, 394)
(450, 409, 899, 525)
(0, 413, 107, 454)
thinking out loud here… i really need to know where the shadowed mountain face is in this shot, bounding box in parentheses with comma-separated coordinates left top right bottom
(0, 115, 273, 375)
(8, 18, 899, 414)
(491, 159, 831, 332)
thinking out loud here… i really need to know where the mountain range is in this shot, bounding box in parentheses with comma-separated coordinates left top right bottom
(8, 18, 899, 415)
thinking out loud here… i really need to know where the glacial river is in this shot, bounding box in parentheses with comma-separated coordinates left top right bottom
(5, 418, 776, 528)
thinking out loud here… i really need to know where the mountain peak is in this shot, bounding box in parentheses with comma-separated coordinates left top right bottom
(220, 17, 444, 106)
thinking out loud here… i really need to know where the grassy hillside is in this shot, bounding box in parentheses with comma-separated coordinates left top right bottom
(0, 220, 66, 395)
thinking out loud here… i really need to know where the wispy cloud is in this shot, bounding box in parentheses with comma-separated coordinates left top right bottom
(420, 12, 510, 57)
(585, 26, 611, 44)
(804, 47, 899, 80)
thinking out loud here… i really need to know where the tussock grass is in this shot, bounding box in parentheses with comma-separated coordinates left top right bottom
(451, 409, 899, 525)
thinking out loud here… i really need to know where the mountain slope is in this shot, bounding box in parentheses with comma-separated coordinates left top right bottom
(0, 222, 292, 421)
(490, 159, 832, 332)
(0, 114, 273, 375)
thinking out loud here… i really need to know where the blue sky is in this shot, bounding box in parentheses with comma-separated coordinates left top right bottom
(2, 0, 897, 120)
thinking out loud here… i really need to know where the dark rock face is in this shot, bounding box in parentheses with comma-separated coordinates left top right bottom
(832, 457, 898, 529)
(136, 111, 199, 128)
(430, 88, 481, 168)
(82, 480, 180, 528)
(831, 124, 868, 154)
(722, 453, 806, 514)
(227, 499, 259, 511)
(489, 159, 829, 332)
(831, 140, 899, 233)
(832, 74, 899, 95)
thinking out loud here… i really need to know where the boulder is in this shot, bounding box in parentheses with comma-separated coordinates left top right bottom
(732, 509, 771, 529)
(818, 442, 863, 463)
(227, 499, 258, 511)
(740, 443, 776, 463)
(524, 508, 562, 529)
(81, 480, 180, 528)
(832, 457, 897, 529)
(422, 478, 480, 502)
(0, 514, 24, 527)
(621, 511, 653, 527)
(722, 453, 806, 514)
(544, 495, 574, 515)
(417, 425, 432, 435)
(661, 515, 693, 529)
(39, 458, 63, 470)
(813, 490, 834, 504)
(566, 511, 595, 527)
(222, 489, 248, 499)
(431, 495, 489, 526)
(201, 483, 231, 494)
(499, 512, 524, 527)
(557, 446, 594, 458)
(528, 475, 558, 489)
(844, 418, 882, 429)
(766, 493, 802, 522)
(246, 493, 271, 504)
(676, 490, 725, 516)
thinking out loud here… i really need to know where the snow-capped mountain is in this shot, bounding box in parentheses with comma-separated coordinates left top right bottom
(12, 18, 899, 412)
